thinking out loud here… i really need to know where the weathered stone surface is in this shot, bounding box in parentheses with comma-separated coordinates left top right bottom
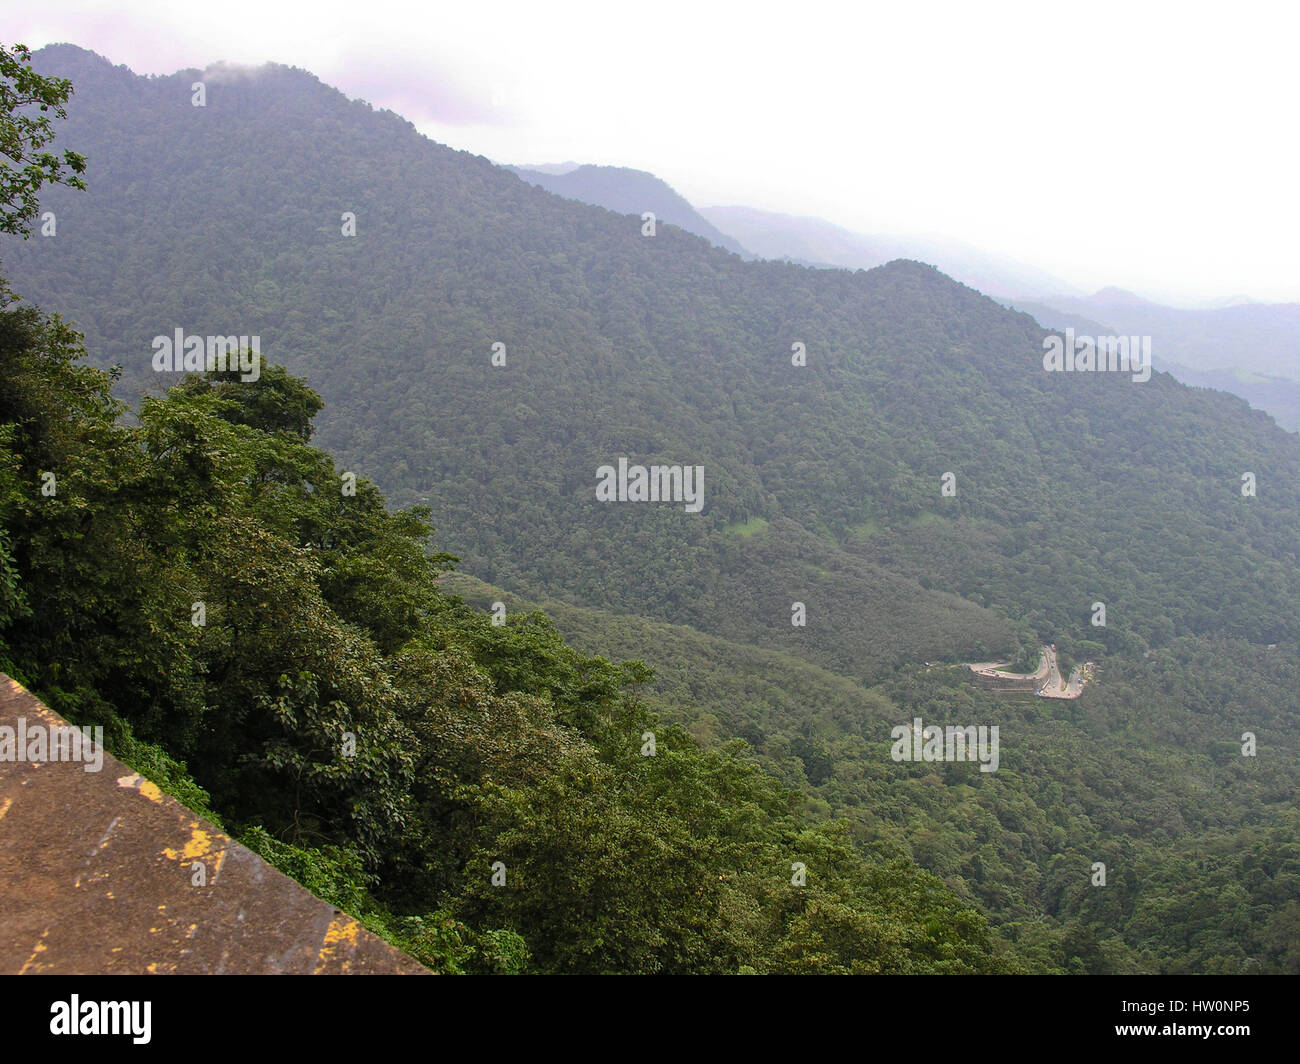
(0, 674, 427, 975)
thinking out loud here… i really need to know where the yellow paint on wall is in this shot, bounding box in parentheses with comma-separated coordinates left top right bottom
(115, 773, 164, 803)
(162, 827, 222, 862)
(313, 914, 361, 974)
(18, 933, 49, 975)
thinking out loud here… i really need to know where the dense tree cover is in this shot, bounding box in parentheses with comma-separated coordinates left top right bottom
(10, 46, 1299, 683)
(1150, 360, 1300, 436)
(445, 573, 1300, 973)
(3, 45, 1297, 974)
(509, 164, 752, 257)
(0, 297, 1018, 971)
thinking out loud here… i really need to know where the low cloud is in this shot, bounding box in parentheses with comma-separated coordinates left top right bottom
(324, 49, 510, 127)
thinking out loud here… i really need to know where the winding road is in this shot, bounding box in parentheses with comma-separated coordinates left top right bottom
(1037, 645, 1084, 699)
(968, 645, 1089, 699)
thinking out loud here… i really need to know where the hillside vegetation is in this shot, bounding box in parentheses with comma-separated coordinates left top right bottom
(2, 44, 1298, 973)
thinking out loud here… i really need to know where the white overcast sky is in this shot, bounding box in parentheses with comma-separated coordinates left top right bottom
(7, 0, 1299, 303)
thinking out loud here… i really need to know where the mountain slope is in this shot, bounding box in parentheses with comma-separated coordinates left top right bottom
(1011, 293, 1300, 432)
(522, 173, 1300, 431)
(2, 291, 1020, 974)
(5, 43, 1300, 974)
(7, 45, 1299, 676)
(1154, 362, 1300, 433)
(510, 163, 752, 257)
(1017, 289, 1300, 378)
(440, 571, 1300, 975)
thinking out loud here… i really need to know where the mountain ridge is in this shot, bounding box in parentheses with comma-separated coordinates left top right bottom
(8, 45, 1298, 670)
(508, 162, 752, 257)
(3, 41, 1299, 974)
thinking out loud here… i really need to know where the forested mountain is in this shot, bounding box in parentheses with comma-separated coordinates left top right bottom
(700, 209, 1300, 433)
(509, 163, 752, 257)
(506, 165, 1300, 433)
(999, 298, 1300, 433)
(1011, 292, 1300, 432)
(11, 46, 1300, 669)
(1017, 288, 1300, 379)
(1149, 362, 1300, 434)
(5, 302, 1017, 973)
(3, 44, 1299, 973)
(521, 174, 1300, 433)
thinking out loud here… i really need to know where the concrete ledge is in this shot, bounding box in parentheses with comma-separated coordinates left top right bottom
(0, 674, 428, 975)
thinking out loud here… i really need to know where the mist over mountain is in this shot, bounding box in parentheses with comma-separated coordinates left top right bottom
(4, 43, 1300, 974)
(12, 42, 1300, 676)
(700, 205, 1083, 300)
(1013, 290, 1300, 378)
(514, 161, 582, 175)
(692, 205, 1300, 432)
(1011, 292, 1300, 431)
(496, 165, 1300, 433)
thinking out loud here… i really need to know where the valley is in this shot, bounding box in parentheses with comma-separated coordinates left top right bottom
(0, 41, 1296, 977)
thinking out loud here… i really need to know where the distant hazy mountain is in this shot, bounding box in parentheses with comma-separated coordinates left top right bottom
(1193, 294, 1259, 310)
(1158, 363, 1300, 433)
(1011, 290, 1300, 378)
(1006, 292, 1300, 431)
(509, 170, 1300, 430)
(515, 161, 582, 175)
(1011, 291, 1300, 430)
(10, 43, 1300, 975)
(509, 164, 752, 258)
(700, 205, 1082, 301)
(14, 44, 1299, 669)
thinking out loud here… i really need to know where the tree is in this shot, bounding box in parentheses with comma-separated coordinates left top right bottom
(0, 43, 86, 237)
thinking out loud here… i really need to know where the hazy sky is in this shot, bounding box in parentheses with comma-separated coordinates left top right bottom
(8, 0, 1299, 304)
